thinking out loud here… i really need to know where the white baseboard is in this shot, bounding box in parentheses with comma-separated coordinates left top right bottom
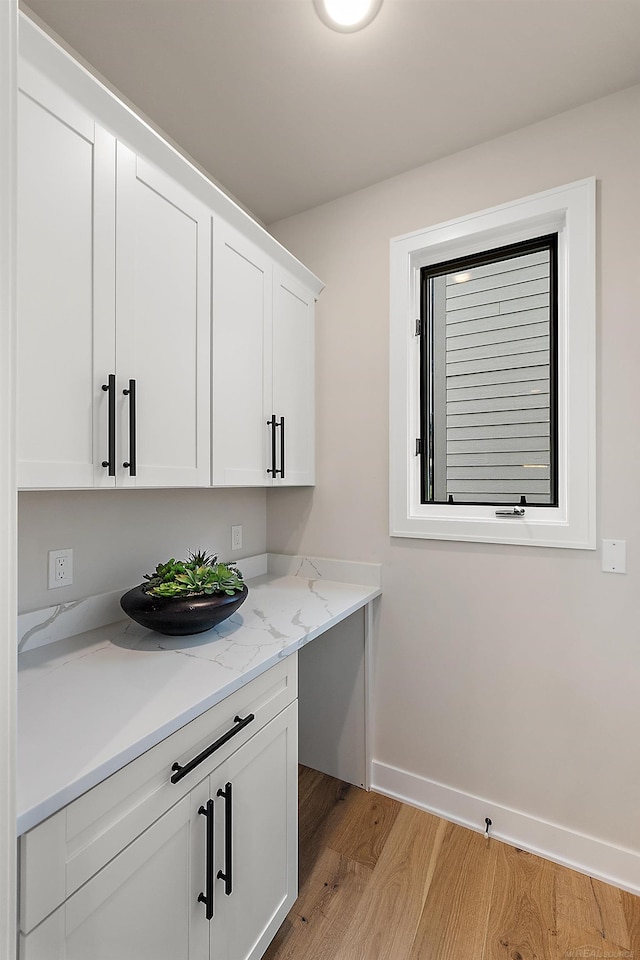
(371, 760, 640, 896)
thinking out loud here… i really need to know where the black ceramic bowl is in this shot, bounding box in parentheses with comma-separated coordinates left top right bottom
(120, 583, 248, 637)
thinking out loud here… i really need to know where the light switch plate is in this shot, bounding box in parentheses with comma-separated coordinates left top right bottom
(602, 539, 626, 574)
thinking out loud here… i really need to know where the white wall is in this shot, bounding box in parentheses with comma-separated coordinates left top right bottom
(18, 488, 266, 612)
(268, 85, 640, 888)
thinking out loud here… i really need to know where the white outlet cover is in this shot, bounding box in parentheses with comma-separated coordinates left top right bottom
(231, 525, 243, 551)
(48, 548, 73, 588)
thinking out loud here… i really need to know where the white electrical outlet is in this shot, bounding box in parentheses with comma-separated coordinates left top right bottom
(48, 548, 73, 588)
(231, 525, 243, 551)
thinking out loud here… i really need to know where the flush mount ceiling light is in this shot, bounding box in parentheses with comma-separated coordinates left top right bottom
(313, 0, 383, 32)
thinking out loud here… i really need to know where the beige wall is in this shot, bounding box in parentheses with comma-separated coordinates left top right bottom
(18, 488, 266, 612)
(268, 85, 640, 857)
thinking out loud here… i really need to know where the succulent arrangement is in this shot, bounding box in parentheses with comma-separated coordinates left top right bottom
(142, 549, 245, 599)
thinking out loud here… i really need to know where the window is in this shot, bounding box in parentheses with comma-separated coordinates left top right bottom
(389, 179, 595, 549)
(420, 234, 558, 508)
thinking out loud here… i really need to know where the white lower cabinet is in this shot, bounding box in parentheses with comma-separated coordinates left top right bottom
(19, 660, 298, 960)
(214, 706, 297, 960)
(20, 794, 199, 960)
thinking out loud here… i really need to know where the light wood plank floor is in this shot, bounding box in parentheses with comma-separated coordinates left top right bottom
(264, 766, 640, 960)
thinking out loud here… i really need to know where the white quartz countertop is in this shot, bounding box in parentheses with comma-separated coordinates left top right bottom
(18, 562, 380, 835)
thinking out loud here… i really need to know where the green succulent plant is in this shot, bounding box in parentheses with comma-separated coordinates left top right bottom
(143, 550, 244, 598)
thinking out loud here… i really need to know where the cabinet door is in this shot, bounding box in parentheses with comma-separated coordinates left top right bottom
(211, 220, 272, 486)
(16, 68, 116, 489)
(20, 790, 210, 960)
(272, 269, 315, 486)
(214, 702, 298, 960)
(116, 144, 211, 487)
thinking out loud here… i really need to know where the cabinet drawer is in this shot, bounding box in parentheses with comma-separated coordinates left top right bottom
(20, 654, 297, 934)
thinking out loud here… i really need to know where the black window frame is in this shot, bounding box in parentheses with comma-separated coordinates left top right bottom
(419, 233, 559, 507)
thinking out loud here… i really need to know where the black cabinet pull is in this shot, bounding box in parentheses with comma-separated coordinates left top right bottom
(101, 374, 116, 476)
(217, 782, 233, 896)
(197, 799, 214, 920)
(170, 714, 255, 784)
(278, 415, 285, 480)
(267, 415, 285, 478)
(266, 415, 277, 477)
(122, 379, 137, 476)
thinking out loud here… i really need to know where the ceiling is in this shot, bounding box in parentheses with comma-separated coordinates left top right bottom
(21, 0, 640, 225)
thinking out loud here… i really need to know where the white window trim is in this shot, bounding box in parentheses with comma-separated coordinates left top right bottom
(389, 178, 596, 549)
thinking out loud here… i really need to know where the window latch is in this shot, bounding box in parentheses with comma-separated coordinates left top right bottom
(495, 507, 526, 517)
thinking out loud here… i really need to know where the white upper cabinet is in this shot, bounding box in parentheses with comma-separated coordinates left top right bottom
(212, 221, 316, 487)
(17, 15, 322, 491)
(211, 222, 272, 486)
(272, 269, 315, 486)
(17, 69, 211, 489)
(17, 69, 115, 489)
(115, 145, 211, 488)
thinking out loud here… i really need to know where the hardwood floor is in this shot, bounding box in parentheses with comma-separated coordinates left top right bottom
(263, 767, 640, 960)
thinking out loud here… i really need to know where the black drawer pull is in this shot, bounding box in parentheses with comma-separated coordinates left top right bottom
(217, 782, 233, 896)
(197, 798, 214, 920)
(170, 714, 255, 784)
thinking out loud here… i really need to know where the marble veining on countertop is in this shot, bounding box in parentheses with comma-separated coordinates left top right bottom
(17, 558, 381, 835)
